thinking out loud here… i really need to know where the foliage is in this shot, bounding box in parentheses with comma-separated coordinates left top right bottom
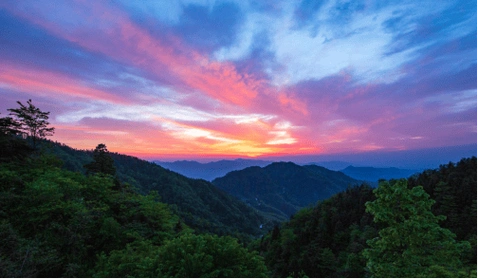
(0, 114, 33, 161)
(0, 152, 178, 276)
(408, 157, 477, 241)
(2, 101, 475, 278)
(0, 100, 270, 277)
(44, 142, 270, 239)
(0, 147, 271, 277)
(363, 179, 471, 277)
(258, 184, 377, 277)
(83, 143, 116, 176)
(212, 162, 361, 222)
(95, 234, 268, 278)
(0, 114, 22, 135)
(7, 99, 54, 149)
(156, 233, 268, 277)
(258, 158, 477, 277)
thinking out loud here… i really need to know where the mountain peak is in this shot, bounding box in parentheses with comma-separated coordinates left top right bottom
(212, 162, 361, 222)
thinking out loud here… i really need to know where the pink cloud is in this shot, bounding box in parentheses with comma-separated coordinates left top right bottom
(2, 1, 473, 160)
(0, 63, 130, 104)
(2, 1, 307, 114)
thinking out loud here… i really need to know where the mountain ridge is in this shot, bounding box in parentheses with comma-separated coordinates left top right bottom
(339, 165, 420, 185)
(154, 158, 273, 181)
(44, 140, 274, 239)
(212, 161, 362, 222)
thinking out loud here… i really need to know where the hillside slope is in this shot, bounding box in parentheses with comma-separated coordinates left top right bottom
(44, 141, 272, 239)
(257, 157, 477, 277)
(212, 162, 361, 222)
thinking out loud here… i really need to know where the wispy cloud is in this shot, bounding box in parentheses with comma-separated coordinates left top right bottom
(0, 0, 475, 159)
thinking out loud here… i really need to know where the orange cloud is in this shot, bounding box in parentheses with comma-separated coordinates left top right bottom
(3, 2, 306, 114)
(1, 2, 316, 158)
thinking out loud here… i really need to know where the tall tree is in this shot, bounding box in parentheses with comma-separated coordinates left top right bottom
(363, 179, 470, 277)
(84, 144, 116, 176)
(8, 99, 54, 149)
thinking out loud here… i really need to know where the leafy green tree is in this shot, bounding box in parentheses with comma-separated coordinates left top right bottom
(8, 99, 54, 149)
(94, 240, 162, 278)
(94, 233, 268, 278)
(84, 144, 116, 176)
(0, 149, 181, 277)
(363, 179, 470, 277)
(155, 233, 268, 277)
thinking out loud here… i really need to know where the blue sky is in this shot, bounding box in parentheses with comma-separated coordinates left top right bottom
(0, 0, 476, 164)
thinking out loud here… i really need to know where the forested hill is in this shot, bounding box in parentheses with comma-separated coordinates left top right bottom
(256, 156, 477, 278)
(0, 144, 268, 277)
(44, 140, 273, 239)
(407, 156, 477, 241)
(212, 162, 361, 222)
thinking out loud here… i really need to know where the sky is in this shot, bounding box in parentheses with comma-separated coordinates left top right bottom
(0, 0, 476, 163)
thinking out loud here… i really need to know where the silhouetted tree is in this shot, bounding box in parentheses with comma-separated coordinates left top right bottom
(0, 114, 22, 136)
(0, 113, 33, 161)
(84, 144, 116, 176)
(8, 99, 54, 149)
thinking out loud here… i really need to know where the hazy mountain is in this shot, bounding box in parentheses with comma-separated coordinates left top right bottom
(212, 162, 361, 222)
(340, 166, 420, 185)
(264, 144, 477, 170)
(307, 161, 358, 171)
(154, 158, 273, 181)
(45, 141, 273, 238)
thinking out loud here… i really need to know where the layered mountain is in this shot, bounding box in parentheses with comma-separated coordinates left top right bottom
(44, 141, 272, 239)
(154, 159, 273, 181)
(340, 166, 420, 185)
(212, 162, 361, 222)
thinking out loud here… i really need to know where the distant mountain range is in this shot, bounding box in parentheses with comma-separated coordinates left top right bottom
(46, 140, 460, 241)
(308, 160, 360, 171)
(154, 159, 273, 181)
(46, 141, 272, 238)
(48, 142, 421, 237)
(212, 162, 361, 222)
(154, 158, 420, 184)
(340, 166, 420, 185)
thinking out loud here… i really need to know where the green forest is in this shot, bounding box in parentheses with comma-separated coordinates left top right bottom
(1, 100, 476, 277)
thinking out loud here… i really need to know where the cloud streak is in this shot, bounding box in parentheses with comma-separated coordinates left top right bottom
(0, 0, 475, 159)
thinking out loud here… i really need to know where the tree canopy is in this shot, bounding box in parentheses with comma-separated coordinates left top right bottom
(363, 179, 472, 277)
(84, 143, 116, 176)
(0, 113, 33, 161)
(7, 99, 54, 149)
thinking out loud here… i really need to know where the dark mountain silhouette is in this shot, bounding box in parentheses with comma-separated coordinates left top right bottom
(307, 160, 357, 171)
(212, 162, 361, 222)
(154, 159, 273, 181)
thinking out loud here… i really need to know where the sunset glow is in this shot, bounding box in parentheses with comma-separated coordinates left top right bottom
(0, 0, 476, 160)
